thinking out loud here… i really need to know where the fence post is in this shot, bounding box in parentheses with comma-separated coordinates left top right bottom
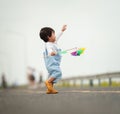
(98, 78, 101, 86)
(109, 77, 112, 86)
(89, 79, 93, 87)
(81, 79, 83, 87)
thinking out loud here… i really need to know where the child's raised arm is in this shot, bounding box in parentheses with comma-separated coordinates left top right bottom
(56, 25, 67, 41)
(61, 25, 67, 32)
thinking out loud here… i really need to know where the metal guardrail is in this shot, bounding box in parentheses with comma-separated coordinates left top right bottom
(57, 72, 120, 87)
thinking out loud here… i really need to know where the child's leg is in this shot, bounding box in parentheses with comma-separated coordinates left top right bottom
(45, 77, 58, 94)
(48, 77, 55, 83)
(45, 67, 61, 94)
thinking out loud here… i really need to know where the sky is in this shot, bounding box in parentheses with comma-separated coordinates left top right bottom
(0, 0, 120, 85)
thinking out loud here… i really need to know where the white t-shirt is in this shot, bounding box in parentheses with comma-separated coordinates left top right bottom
(45, 32, 63, 56)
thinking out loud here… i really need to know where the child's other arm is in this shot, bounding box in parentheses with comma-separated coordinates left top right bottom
(47, 46, 57, 56)
(50, 51, 57, 56)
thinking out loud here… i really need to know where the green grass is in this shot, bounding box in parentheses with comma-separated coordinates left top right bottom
(100, 82, 109, 87)
(112, 81, 120, 87)
(57, 81, 120, 87)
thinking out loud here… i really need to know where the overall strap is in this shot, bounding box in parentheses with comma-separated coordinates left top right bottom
(44, 44, 48, 57)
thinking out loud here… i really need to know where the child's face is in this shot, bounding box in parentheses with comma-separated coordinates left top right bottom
(48, 32, 56, 42)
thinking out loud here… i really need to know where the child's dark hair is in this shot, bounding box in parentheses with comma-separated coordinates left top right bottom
(39, 27, 55, 42)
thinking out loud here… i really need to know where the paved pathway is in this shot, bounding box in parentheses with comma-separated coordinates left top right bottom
(0, 87, 120, 114)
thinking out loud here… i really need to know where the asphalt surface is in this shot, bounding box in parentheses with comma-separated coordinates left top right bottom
(0, 87, 120, 114)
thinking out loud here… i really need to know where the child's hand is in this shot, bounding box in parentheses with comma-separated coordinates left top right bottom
(50, 51, 57, 56)
(61, 25, 67, 32)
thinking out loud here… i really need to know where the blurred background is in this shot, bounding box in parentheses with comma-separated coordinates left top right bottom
(0, 0, 120, 88)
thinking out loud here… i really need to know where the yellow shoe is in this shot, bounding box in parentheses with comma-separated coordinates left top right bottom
(46, 89, 58, 94)
(45, 80, 53, 91)
(45, 80, 58, 94)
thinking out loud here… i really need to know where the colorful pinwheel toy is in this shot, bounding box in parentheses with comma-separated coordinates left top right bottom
(71, 48, 86, 56)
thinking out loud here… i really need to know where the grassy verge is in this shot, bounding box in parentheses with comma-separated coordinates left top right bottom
(56, 81, 120, 87)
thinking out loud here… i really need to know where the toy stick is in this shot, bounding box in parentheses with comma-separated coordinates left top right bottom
(59, 47, 77, 54)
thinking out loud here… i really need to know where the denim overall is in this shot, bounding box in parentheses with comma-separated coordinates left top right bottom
(43, 46, 62, 83)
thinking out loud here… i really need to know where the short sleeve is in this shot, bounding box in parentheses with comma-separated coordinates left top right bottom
(46, 43, 57, 56)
